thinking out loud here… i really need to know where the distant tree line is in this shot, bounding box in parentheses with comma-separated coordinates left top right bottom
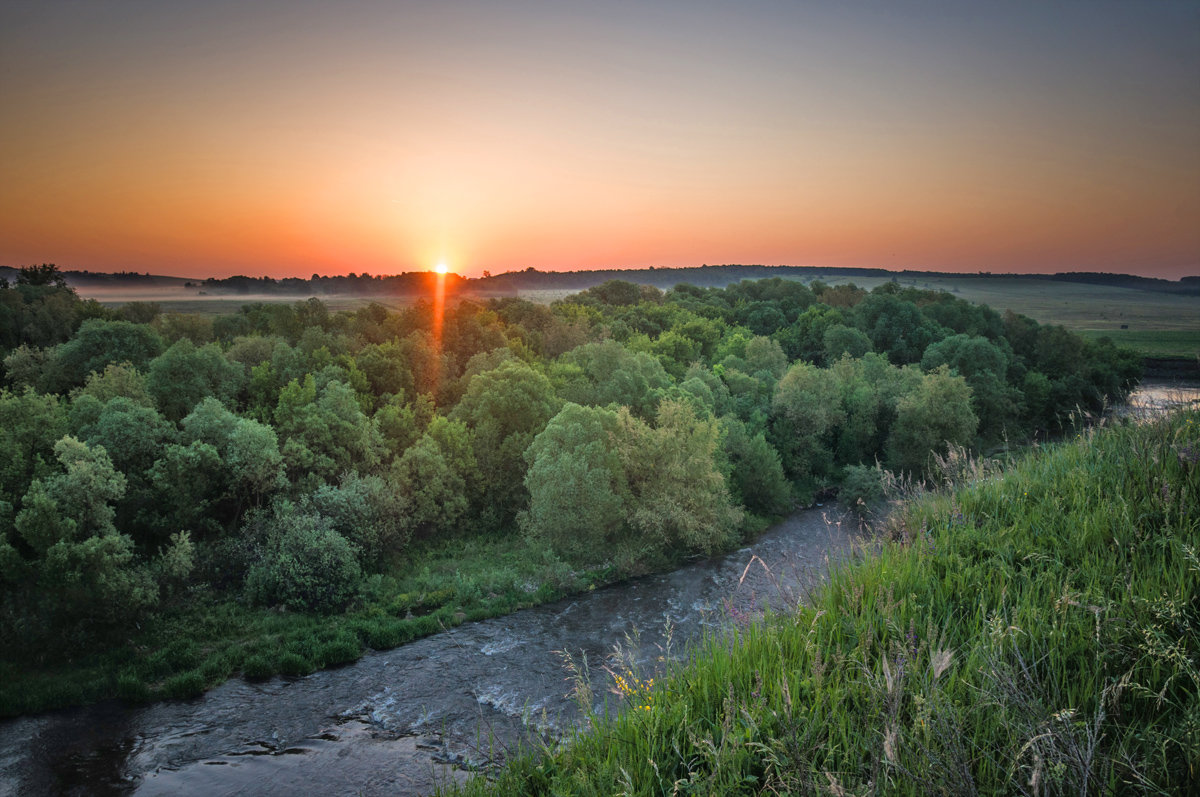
(108, 263, 1200, 297)
(0, 265, 1140, 647)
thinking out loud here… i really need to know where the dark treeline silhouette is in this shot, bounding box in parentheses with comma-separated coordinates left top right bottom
(0, 265, 1139, 691)
(6, 263, 1194, 297)
(195, 264, 1200, 296)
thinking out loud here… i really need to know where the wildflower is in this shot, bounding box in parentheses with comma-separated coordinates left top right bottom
(609, 667, 655, 711)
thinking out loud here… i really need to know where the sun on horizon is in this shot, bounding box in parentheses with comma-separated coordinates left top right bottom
(0, 2, 1196, 280)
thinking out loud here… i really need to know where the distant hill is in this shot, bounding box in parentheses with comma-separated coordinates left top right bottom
(473, 265, 1200, 295)
(0, 266, 194, 288)
(3, 263, 1197, 297)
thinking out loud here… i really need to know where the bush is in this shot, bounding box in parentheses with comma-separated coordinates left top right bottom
(245, 507, 362, 613)
(839, 463, 886, 513)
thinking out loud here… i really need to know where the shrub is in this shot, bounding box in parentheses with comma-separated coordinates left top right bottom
(245, 508, 362, 613)
(839, 463, 886, 513)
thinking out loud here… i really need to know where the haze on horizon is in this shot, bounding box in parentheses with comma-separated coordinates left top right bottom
(2, 1, 1198, 281)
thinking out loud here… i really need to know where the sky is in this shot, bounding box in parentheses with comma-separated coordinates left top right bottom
(2, 1, 1198, 280)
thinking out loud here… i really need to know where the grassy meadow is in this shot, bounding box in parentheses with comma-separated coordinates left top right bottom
(453, 405, 1200, 795)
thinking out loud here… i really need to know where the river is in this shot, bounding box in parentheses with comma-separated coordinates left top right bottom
(1114, 378, 1200, 419)
(0, 507, 863, 796)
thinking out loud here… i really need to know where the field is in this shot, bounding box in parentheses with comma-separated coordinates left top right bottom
(519, 275, 1200, 358)
(76, 272, 1199, 358)
(76, 286, 420, 315)
(792, 275, 1199, 355)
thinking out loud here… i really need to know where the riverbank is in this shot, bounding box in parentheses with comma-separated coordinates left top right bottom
(2, 381, 1188, 721)
(0, 528, 619, 717)
(454, 406, 1200, 794)
(0, 502, 861, 795)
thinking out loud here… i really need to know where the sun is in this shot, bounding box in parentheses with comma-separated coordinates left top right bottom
(435, 262, 448, 275)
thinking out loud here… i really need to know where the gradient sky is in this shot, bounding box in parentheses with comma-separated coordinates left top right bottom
(2, 1, 1198, 279)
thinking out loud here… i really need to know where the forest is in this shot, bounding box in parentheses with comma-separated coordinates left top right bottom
(0, 264, 1141, 711)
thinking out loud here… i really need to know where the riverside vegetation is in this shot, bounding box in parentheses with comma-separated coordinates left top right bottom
(455, 406, 1200, 795)
(0, 264, 1139, 715)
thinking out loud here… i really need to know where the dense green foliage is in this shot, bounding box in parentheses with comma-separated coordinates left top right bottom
(0, 265, 1139, 713)
(455, 407, 1200, 795)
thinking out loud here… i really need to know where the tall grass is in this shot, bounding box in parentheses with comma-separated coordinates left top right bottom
(454, 408, 1199, 795)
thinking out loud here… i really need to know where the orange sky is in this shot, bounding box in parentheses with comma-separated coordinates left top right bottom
(2, 2, 1198, 280)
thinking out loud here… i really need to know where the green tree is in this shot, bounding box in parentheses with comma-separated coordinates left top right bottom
(554, 341, 671, 419)
(146, 339, 242, 421)
(617, 401, 742, 564)
(2, 345, 55, 392)
(274, 376, 384, 486)
(450, 360, 560, 527)
(921, 334, 1021, 442)
(391, 417, 476, 538)
(181, 397, 285, 520)
(71, 396, 176, 480)
(521, 403, 627, 564)
(822, 324, 872, 362)
(48, 319, 165, 391)
(71, 361, 154, 407)
(312, 472, 410, 570)
(0, 389, 68, 517)
(354, 341, 414, 401)
(0, 264, 95, 357)
(375, 393, 435, 462)
(770, 361, 845, 483)
(7, 437, 157, 632)
(774, 304, 845, 363)
(720, 416, 791, 517)
(887, 366, 978, 474)
(244, 505, 361, 613)
(853, 293, 947, 365)
(147, 441, 224, 537)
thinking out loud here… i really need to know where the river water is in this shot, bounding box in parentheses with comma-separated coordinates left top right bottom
(1113, 379, 1200, 419)
(0, 507, 864, 796)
